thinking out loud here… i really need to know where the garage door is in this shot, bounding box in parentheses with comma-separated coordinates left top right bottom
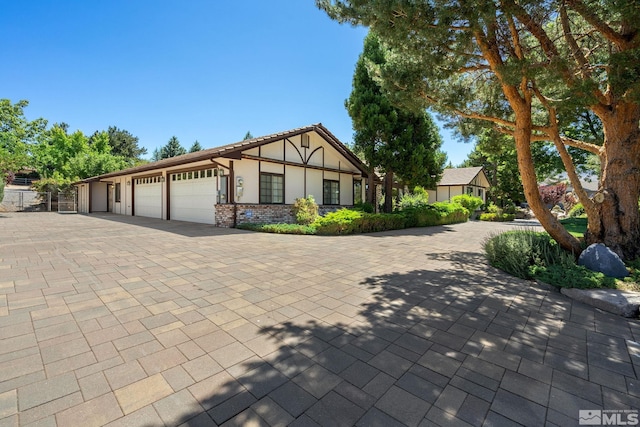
(170, 168, 217, 224)
(134, 176, 162, 219)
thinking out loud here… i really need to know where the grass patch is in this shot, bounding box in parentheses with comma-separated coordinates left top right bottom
(483, 229, 639, 291)
(559, 216, 587, 238)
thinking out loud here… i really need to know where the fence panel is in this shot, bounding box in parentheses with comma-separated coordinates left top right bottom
(0, 191, 51, 212)
(57, 192, 77, 213)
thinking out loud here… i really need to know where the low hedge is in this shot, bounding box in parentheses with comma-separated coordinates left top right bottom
(313, 209, 406, 235)
(236, 223, 316, 235)
(403, 202, 469, 227)
(479, 213, 516, 222)
(240, 204, 470, 236)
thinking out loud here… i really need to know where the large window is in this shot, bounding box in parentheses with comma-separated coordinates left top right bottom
(260, 173, 284, 204)
(323, 180, 340, 205)
(115, 183, 121, 203)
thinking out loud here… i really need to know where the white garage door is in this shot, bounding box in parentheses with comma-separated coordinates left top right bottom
(170, 168, 217, 224)
(134, 176, 162, 219)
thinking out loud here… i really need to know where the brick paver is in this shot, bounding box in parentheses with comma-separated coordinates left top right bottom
(1, 212, 639, 426)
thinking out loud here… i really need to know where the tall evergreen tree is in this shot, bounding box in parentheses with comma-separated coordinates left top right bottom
(347, 32, 446, 212)
(189, 140, 203, 152)
(159, 136, 186, 159)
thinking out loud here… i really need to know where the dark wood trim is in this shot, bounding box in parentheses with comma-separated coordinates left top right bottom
(166, 174, 171, 221)
(131, 180, 135, 217)
(241, 154, 361, 176)
(223, 151, 243, 160)
(88, 183, 92, 213)
(307, 146, 323, 164)
(285, 137, 304, 163)
(210, 159, 229, 170)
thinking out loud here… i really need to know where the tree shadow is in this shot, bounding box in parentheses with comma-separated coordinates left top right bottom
(159, 250, 637, 426)
(84, 213, 250, 238)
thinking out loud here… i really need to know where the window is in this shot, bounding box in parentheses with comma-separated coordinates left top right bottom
(478, 188, 483, 199)
(324, 180, 340, 205)
(260, 173, 284, 204)
(218, 176, 228, 204)
(466, 186, 474, 195)
(115, 183, 121, 203)
(353, 179, 363, 204)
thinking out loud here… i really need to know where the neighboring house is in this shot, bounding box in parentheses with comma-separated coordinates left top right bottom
(542, 172, 599, 198)
(427, 166, 489, 203)
(75, 124, 369, 227)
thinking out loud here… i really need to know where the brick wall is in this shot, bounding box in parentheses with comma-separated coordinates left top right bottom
(215, 204, 348, 227)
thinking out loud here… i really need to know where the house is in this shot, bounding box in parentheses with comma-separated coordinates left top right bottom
(427, 166, 489, 203)
(75, 124, 369, 227)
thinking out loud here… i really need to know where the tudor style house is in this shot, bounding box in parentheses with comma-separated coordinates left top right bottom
(427, 166, 490, 204)
(75, 124, 369, 226)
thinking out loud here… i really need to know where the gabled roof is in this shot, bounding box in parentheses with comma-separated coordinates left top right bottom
(438, 167, 486, 186)
(76, 123, 369, 183)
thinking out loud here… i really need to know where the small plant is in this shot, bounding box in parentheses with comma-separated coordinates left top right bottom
(568, 203, 585, 217)
(292, 195, 319, 225)
(451, 194, 483, 213)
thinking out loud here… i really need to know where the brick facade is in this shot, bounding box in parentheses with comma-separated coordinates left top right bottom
(215, 204, 347, 228)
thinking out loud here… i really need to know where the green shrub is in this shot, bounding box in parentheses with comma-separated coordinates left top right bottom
(313, 209, 405, 235)
(568, 203, 585, 217)
(403, 202, 469, 227)
(397, 186, 430, 210)
(354, 201, 375, 213)
(501, 204, 517, 215)
(479, 213, 515, 222)
(237, 223, 316, 235)
(0, 180, 4, 203)
(292, 195, 319, 225)
(483, 230, 618, 289)
(486, 203, 500, 214)
(451, 194, 483, 213)
(483, 230, 575, 279)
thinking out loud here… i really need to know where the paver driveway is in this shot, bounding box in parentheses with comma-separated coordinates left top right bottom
(0, 212, 638, 426)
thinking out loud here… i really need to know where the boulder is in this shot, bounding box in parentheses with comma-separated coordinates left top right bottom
(578, 243, 629, 278)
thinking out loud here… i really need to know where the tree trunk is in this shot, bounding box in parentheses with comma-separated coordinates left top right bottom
(384, 171, 394, 213)
(587, 104, 640, 260)
(367, 169, 376, 206)
(513, 107, 583, 255)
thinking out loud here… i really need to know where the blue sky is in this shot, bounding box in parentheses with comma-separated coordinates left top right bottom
(1, 1, 473, 165)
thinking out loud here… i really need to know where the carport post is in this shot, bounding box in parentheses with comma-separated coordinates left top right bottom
(48, 192, 51, 212)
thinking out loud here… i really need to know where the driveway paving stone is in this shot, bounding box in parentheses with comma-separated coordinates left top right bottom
(1, 212, 639, 425)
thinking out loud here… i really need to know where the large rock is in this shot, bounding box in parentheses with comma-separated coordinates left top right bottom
(578, 243, 629, 278)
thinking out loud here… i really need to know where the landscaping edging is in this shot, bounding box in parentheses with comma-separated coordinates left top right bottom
(561, 287, 640, 318)
(532, 280, 640, 318)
